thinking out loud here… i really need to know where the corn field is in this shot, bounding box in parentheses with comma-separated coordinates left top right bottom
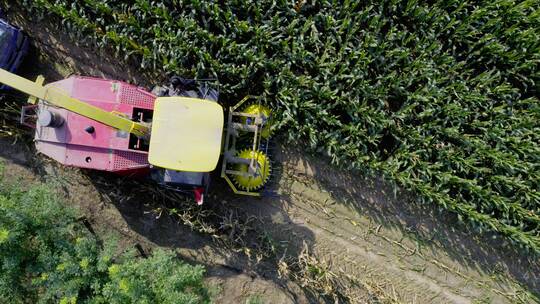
(11, 0, 540, 251)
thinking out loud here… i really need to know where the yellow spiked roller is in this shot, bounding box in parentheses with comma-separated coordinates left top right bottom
(242, 104, 273, 138)
(233, 149, 272, 191)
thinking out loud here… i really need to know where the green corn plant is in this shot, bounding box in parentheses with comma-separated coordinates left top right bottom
(8, 0, 540, 252)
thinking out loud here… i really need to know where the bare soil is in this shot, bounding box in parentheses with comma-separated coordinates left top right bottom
(1, 6, 539, 304)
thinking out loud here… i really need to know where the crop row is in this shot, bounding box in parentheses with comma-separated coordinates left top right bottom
(12, 0, 540, 251)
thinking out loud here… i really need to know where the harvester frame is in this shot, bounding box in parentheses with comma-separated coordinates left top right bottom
(0, 68, 274, 203)
(221, 95, 270, 197)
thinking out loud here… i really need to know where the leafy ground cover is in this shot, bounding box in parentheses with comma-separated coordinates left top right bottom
(0, 161, 210, 304)
(9, 0, 540, 251)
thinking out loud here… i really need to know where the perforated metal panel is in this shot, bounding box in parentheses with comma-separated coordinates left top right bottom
(113, 150, 148, 170)
(119, 85, 155, 108)
(36, 76, 154, 173)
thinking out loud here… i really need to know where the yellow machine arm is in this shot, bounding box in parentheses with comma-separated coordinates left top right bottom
(0, 68, 150, 138)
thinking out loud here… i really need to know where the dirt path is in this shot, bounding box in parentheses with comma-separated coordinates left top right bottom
(2, 7, 540, 303)
(0, 139, 310, 304)
(265, 149, 539, 303)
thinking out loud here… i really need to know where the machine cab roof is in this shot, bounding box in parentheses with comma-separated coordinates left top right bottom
(148, 97, 224, 172)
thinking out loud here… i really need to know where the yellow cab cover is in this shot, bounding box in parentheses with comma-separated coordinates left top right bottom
(148, 97, 224, 172)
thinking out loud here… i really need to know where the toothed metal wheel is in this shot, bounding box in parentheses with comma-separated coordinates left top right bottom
(233, 149, 272, 191)
(242, 104, 273, 139)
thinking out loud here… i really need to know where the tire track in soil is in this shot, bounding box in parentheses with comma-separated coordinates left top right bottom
(227, 147, 540, 303)
(285, 185, 481, 303)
